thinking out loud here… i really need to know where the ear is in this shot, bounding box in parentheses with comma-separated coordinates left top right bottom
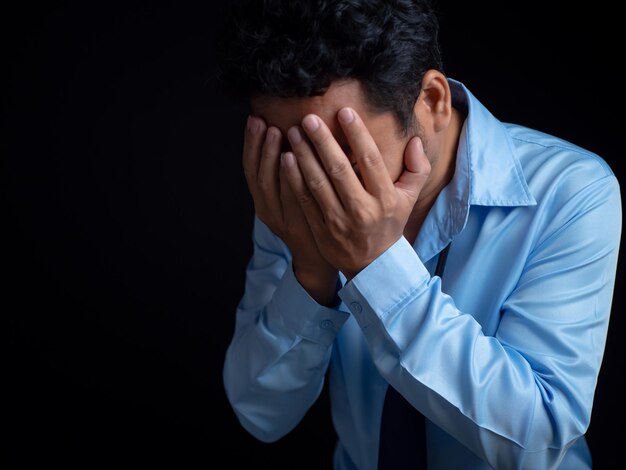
(415, 70, 452, 133)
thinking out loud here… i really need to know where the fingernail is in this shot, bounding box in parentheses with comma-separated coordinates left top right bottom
(281, 152, 296, 167)
(265, 127, 277, 144)
(288, 127, 303, 144)
(247, 115, 260, 134)
(302, 115, 320, 132)
(338, 108, 354, 124)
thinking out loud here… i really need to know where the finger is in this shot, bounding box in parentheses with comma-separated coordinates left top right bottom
(287, 125, 345, 216)
(280, 151, 325, 231)
(279, 153, 301, 219)
(337, 107, 394, 197)
(241, 115, 267, 193)
(299, 114, 364, 204)
(257, 126, 283, 220)
(395, 136, 431, 203)
(279, 161, 309, 228)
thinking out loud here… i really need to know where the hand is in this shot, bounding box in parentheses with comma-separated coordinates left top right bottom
(242, 116, 339, 305)
(282, 107, 431, 281)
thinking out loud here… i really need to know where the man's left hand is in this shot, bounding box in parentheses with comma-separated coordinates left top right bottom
(282, 107, 431, 281)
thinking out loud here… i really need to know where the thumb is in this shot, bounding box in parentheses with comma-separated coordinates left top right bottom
(394, 136, 431, 201)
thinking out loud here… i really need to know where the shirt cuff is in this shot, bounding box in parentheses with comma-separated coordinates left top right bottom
(338, 236, 430, 328)
(267, 263, 350, 344)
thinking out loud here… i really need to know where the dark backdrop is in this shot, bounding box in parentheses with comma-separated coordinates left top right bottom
(4, 2, 623, 468)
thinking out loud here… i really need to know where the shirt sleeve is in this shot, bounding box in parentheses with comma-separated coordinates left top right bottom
(222, 216, 350, 443)
(338, 174, 621, 469)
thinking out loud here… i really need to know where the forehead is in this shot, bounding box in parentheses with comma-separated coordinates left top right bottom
(249, 79, 391, 136)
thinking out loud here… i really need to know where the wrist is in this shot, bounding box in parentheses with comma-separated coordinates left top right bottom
(293, 264, 339, 307)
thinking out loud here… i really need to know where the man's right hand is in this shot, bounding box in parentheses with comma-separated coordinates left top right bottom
(242, 115, 339, 306)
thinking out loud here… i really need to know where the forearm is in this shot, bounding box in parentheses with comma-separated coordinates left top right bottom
(339, 236, 612, 468)
(224, 246, 349, 442)
(223, 315, 333, 443)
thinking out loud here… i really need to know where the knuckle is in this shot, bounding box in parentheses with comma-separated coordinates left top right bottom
(297, 191, 316, 206)
(359, 151, 384, 169)
(325, 160, 350, 179)
(306, 175, 328, 193)
(380, 193, 397, 213)
(261, 144, 274, 161)
(256, 176, 271, 192)
(326, 211, 346, 233)
(352, 205, 374, 225)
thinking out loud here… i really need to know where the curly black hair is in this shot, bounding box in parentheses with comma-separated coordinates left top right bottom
(215, 0, 444, 134)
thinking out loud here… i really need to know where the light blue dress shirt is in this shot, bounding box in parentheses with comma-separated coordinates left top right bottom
(223, 79, 621, 469)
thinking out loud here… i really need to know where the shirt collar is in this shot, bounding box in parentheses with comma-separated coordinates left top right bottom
(414, 78, 536, 261)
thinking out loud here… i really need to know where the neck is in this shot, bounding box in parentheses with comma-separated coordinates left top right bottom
(403, 106, 465, 245)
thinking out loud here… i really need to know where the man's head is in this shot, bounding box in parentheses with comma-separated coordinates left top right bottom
(216, 0, 444, 136)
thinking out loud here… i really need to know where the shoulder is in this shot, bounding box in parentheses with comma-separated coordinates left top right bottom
(504, 123, 614, 177)
(503, 123, 618, 199)
(500, 124, 621, 255)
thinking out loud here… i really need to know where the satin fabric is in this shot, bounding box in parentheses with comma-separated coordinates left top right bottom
(223, 79, 621, 469)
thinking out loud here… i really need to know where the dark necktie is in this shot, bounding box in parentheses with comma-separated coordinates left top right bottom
(377, 243, 451, 470)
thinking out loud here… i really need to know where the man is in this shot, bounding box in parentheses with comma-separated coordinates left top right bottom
(218, 1, 621, 468)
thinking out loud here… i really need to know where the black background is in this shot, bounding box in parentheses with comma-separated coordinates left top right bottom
(4, 2, 624, 468)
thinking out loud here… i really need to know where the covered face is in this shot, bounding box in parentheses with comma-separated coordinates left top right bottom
(249, 79, 416, 185)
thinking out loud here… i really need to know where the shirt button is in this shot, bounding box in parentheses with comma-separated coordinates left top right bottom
(350, 302, 363, 314)
(320, 319, 334, 330)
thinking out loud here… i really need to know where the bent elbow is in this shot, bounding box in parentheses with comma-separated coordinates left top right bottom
(227, 395, 293, 443)
(223, 376, 294, 444)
